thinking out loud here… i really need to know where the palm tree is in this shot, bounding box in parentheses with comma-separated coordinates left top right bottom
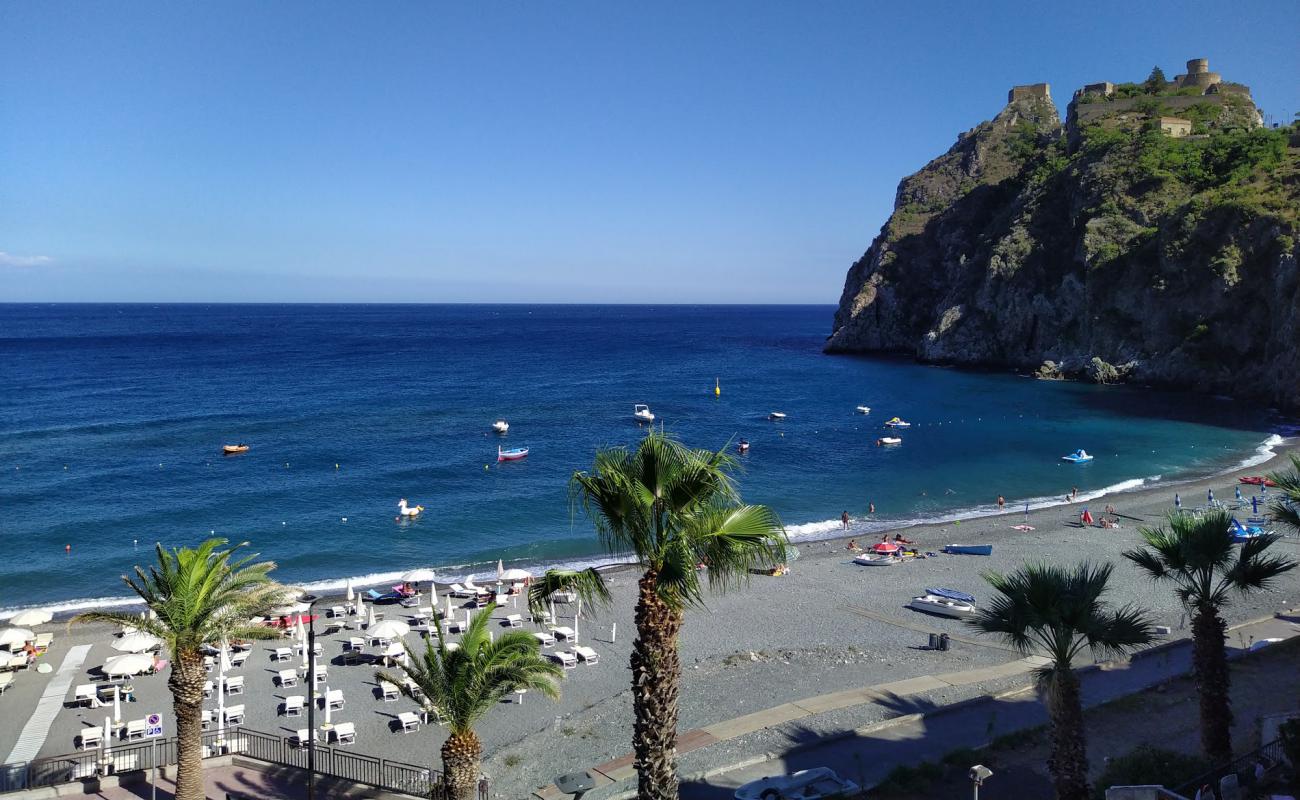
(968, 563, 1154, 800)
(1125, 509, 1296, 762)
(529, 431, 786, 800)
(73, 538, 286, 800)
(376, 602, 562, 800)
(1268, 454, 1300, 534)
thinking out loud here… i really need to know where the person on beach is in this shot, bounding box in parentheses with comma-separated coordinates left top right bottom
(841, 510, 849, 530)
(847, 539, 860, 552)
(894, 533, 914, 545)
(997, 495, 1005, 509)
(1071, 486, 1078, 500)
(868, 502, 875, 514)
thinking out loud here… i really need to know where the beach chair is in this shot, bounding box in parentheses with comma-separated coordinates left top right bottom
(224, 704, 245, 725)
(126, 719, 147, 741)
(79, 727, 102, 750)
(346, 636, 365, 652)
(72, 684, 97, 707)
(551, 626, 576, 641)
(329, 605, 346, 618)
(379, 680, 400, 701)
(203, 655, 215, 673)
(202, 680, 213, 698)
(225, 675, 244, 695)
(0, 673, 13, 694)
(334, 721, 356, 745)
(291, 729, 314, 747)
(505, 614, 523, 628)
(325, 689, 345, 710)
(312, 667, 328, 685)
(200, 708, 212, 731)
(365, 589, 384, 602)
(552, 650, 578, 670)
(448, 583, 474, 598)
(34, 632, 53, 649)
(532, 631, 556, 648)
(574, 646, 599, 665)
(229, 650, 248, 668)
(397, 711, 420, 734)
(283, 695, 305, 717)
(272, 647, 292, 662)
(276, 669, 298, 688)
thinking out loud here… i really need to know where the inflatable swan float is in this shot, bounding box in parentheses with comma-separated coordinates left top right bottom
(396, 498, 424, 519)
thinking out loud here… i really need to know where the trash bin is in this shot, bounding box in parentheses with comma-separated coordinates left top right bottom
(938, 633, 950, 651)
(927, 633, 940, 650)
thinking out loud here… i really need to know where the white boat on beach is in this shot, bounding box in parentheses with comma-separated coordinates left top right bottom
(856, 406, 871, 414)
(907, 587, 977, 619)
(633, 404, 655, 423)
(853, 553, 901, 566)
(492, 419, 509, 434)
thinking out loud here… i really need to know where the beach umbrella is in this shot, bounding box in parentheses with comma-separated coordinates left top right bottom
(219, 639, 232, 675)
(323, 685, 332, 725)
(216, 674, 225, 742)
(112, 633, 161, 653)
(355, 592, 365, 619)
(1236, 486, 1244, 502)
(9, 609, 52, 627)
(104, 653, 153, 676)
(574, 597, 581, 643)
(0, 628, 33, 649)
(366, 604, 377, 628)
(345, 580, 354, 603)
(1175, 493, 1182, 510)
(401, 568, 436, 583)
(102, 716, 113, 763)
(368, 619, 410, 640)
(496, 560, 505, 581)
(500, 568, 532, 582)
(113, 686, 121, 725)
(1252, 496, 1259, 514)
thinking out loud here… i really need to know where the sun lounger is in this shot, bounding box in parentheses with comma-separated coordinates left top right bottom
(291, 728, 315, 747)
(365, 589, 384, 601)
(505, 614, 523, 628)
(397, 711, 420, 734)
(200, 708, 212, 731)
(551, 626, 576, 640)
(126, 719, 147, 740)
(283, 695, 305, 716)
(311, 667, 328, 684)
(276, 669, 298, 688)
(229, 650, 248, 668)
(552, 650, 578, 669)
(329, 605, 346, 618)
(448, 584, 475, 598)
(79, 727, 102, 750)
(532, 631, 556, 647)
(4, 653, 29, 671)
(223, 704, 245, 725)
(0, 673, 13, 694)
(203, 655, 215, 672)
(224, 675, 244, 695)
(325, 689, 344, 710)
(73, 684, 97, 707)
(273, 646, 293, 662)
(202, 680, 213, 698)
(34, 632, 53, 649)
(574, 646, 599, 665)
(333, 721, 356, 745)
(380, 681, 399, 701)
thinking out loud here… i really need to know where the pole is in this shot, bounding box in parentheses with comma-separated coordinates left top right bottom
(150, 738, 157, 800)
(307, 603, 317, 800)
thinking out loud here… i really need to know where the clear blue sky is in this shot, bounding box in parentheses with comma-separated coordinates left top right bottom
(3, 1, 1297, 303)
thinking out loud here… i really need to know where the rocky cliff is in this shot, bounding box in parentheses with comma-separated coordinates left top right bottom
(826, 72, 1300, 411)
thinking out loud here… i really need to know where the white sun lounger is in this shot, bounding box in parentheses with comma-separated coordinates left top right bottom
(79, 727, 102, 750)
(283, 695, 305, 716)
(397, 711, 420, 734)
(380, 681, 399, 701)
(325, 689, 345, 710)
(532, 631, 556, 647)
(0, 673, 13, 694)
(223, 704, 245, 725)
(276, 669, 298, 687)
(552, 650, 578, 669)
(202, 680, 213, 698)
(333, 721, 356, 745)
(551, 626, 576, 640)
(224, 675, 244, 695)
(505, 614, 523, 628)
(200, 708, 213, 731)
(291, 728, 314, 747)
(272, 647, 292, 662)
(574, 646, 599, 665)
(229, 650, 248, 667)
(73, 684, 97, 707)
(125, 719, 147, 740)
(448, 584, 475, 598)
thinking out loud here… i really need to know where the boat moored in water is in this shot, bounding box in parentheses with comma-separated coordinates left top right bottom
(768, 411, 786, 420)
(1062, 449, 1094, 463)
(883, 417, 910, 428)
(222, 444, 249, 455)
(633, 404, 655, 423)
(737, 439, 750, 453)
(492, 419, 509, 434)
(856, 406, 871, 414)
(907, 587, 977, 619)
(877, 437, 901, 446)
(498, 446, 529, 462)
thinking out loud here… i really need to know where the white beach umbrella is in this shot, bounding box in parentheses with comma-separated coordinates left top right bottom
(113, 686, 121, 725)
(496, 560, 505, 581)
(401, 568, 436, 583)
(499, 568, 532, 582)
(102, 716, 113, 762)
(355, 593, 365, 619)
(104, 653, 153, 676)
(9, 609, 53, 627)
(0, 628, 34, 648)
(112, 633, 161, 653)
(367, 604, 377, 628)
(216, 674, 226, 742)
(368, 619, 410, 640)
(219, 640, 232, 675)
(345, 580, 355, 603)
(294, 614, 306, 643)
(323, 685, 332, 725)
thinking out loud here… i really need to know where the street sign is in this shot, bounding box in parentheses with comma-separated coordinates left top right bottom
(145, 712, 163, 738)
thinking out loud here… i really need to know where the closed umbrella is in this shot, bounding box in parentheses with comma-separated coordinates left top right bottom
(113, 686, 121, 725)
(324, 685, 332, 725)
(104, 653, 153, 676)
(216, 674, 225, 743)
(366, 604, 377, 629)
(355, 592, 365, 620)
(293, 614, 305, 644)
(219, 640, 232, 674)
(112, 633, 161, 653)
(368, 619, 410, 640)
(1235, 486, 1243, 502)
(345, 580, 354, 603)
(9, 609, 53, 627)
(102, 716, 113, 763)
(1252, 496, 1259, 514)
(0, 628, 34, 649)
(496, 560, 505, 581)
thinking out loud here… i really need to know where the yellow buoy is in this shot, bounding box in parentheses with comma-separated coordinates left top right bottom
(715, 378, 720, 396)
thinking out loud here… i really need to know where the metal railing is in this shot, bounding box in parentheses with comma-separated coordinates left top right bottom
(0, 727, 439, 797)
(1171, 738, 1285, 799)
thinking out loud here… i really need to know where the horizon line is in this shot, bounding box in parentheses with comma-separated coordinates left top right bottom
(0, 300, 840, 307)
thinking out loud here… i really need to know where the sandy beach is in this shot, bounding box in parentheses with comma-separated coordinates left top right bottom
(1, 442, 1296, 799)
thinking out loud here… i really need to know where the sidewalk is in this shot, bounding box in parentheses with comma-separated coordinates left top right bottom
(530, 609, 1300, 799)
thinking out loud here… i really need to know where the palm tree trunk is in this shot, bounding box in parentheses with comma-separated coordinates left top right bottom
(1044, 667, 1090, 800)
(441, 730, 482, 800)
(631, 569, 684, 800)
(1191, 605, 1233, 762)
(168, 649, 207, 800)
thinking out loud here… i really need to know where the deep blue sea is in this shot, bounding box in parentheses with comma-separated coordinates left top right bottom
(0, 304, 1288, 616)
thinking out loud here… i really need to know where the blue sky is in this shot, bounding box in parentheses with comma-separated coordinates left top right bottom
(2, 1, 1297, 303)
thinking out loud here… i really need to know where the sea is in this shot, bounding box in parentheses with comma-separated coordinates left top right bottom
(0, 304, 1290, 617)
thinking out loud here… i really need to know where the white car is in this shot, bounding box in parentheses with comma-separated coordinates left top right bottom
(733, 767, 860, 799)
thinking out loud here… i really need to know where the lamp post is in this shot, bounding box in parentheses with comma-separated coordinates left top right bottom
(968, 765, 993, 800)
(306, 602, 317, 800)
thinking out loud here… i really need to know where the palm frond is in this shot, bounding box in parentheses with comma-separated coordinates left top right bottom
(528, 569, 612, 617)
(687, 504, 787, 594)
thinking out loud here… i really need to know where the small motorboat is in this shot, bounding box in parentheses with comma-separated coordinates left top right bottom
(1239, 476, 1278, 487)
(497, 446, 529, 462)
(492, 419, 509, 434)
(853, 553, 901, 566)
(397, 498, 424, 518)
(633, 404, 655, 423)
(944, 543, 993, 556)
(768, 411, 786, 420)
(737, 439, 750, 453)
(883, 417, 911, 428)
(734, 767, 860, 800)
(856, 406, 871, 414)
(1062, 449, 1094, 463)
(908, 587, 977, 619)
(222, 444, 249, 455)
(876, 437, 901, 446)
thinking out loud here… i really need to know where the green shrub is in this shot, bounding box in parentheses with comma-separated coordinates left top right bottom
(1092, 745, 1210, 800)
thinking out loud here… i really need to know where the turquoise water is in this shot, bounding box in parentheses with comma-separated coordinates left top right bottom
(0, 304, 1286, 615)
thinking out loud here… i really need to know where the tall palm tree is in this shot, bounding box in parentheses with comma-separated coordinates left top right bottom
(968, 563, 1154, 800)
(1124, 509, 1296, 762)
(376, 602, 562, 800)
(73, 538, 286, 800)
(1269, 454, 1300, 534)
(529, 431, 786, 800)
